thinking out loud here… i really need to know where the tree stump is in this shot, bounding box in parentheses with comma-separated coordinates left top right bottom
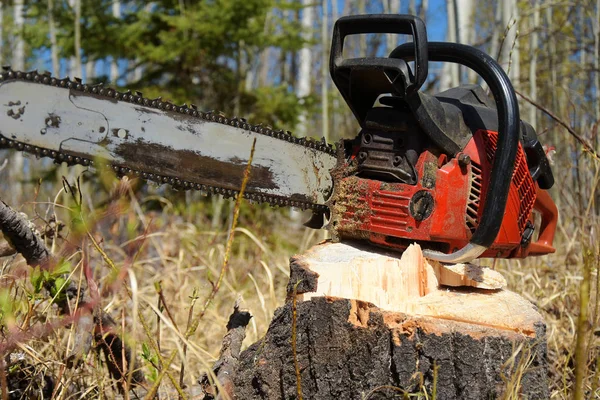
(230, 241, 549, 399)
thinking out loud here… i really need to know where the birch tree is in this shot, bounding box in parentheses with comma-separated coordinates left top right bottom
(48, 0, 60, 75)
(111, 1, 121, 82)
(500, 0, 519, 87)
(382, 0, 402, 53)
(595, 0, 600, 214)
(321, 0, 329, 142)
(419, 0, 427, 21)
(65, 0, 81, 77)
(594, 0, 600, 127)
(131, 2, 154, 83)
(358, 0, 366, 53)
(297, 0, 314, 138)
(456, 0, 474, 82)
(456, 0, 474, 45)
(0, 1, 3, 67)
(528, 0, 540, 129)
(489, 0, 502, 62)
(73, 0, 82, 78)
(85, 60, 95, 80)
(440, 0, 459, 91)
(14, 0, 24, 71)
(10, 0, 25, 203)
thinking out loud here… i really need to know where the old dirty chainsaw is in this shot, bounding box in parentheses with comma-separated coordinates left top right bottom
(0, 14, 557, 263)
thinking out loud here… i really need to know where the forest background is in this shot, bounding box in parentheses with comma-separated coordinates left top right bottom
(0, 0, 598, 398)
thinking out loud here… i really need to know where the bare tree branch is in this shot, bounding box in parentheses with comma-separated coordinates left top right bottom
(516, 90, 599, 160)
(0, 201, 50, 266)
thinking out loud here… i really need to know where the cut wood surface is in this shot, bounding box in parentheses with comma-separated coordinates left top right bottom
(293, 241, 543, 337)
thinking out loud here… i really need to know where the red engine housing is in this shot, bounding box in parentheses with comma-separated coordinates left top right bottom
(331, 129, 557, 258)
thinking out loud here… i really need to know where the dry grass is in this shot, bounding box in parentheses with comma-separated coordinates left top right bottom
(0, 170, 320, 398)
(494, 219, 600, 398)
(0, 165, 598, 399)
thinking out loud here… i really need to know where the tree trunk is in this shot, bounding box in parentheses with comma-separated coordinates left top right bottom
(86, 60, 95, 81)
(595, 0, 600, 134)
(110, 0, 121, 82)
(321, 0, 329, 143)
(297, 0, 314, 138)
(0, 1, 4, 67)
(14, 0, 24, 71)
(595, 0, 600, 215)
(382, 1, 402, 53)
(73, 0, 82, 78)
(67, 1, 74, 75)
(132, 60, 143, 83)
(529, 0, 540, 129)
(330, 0, 342, 143)
(358, 0, 366, 53)
(10, 0, 25, 205)
(419, 0, 428, 22)
(456, 0, 474, 45)
(440, 0, 459, 91)
(48, 0, 60, 75)
(489, 0, 502, 61)
(213, 242, 550, 399)
(258, 47, 271, 88)
(500, 0, 519, 87)
(456, 0, 474, 82)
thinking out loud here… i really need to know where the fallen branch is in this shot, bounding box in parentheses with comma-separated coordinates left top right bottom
(0, 201, 50, 266)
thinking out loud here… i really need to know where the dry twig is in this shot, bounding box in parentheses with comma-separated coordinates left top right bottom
(516, 90, 599, 160)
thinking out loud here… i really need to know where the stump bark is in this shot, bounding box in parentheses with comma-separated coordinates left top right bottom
(228, 241, 549, 399)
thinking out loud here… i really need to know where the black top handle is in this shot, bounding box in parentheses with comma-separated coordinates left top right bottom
(330, 15, 428, 127)
(390, 42, 521, 258)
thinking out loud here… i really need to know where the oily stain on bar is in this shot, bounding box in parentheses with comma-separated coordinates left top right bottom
(114, 140, 278, 192)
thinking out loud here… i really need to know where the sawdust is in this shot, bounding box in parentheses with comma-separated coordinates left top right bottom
(327, 174, 372, 241)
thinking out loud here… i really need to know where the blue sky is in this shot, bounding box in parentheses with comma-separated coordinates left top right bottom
(418, 0, 448, 41)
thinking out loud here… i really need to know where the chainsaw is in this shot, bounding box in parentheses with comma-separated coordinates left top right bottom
(0, 14, 557, 263)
